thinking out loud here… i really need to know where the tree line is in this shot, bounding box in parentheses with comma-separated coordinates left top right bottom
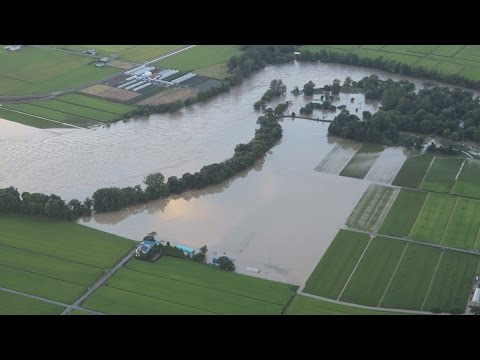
(296, 48, 480, 92)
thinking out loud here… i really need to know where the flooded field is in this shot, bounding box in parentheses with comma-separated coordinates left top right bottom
(364, 147, 410, 184)
(3, 60, 474, 285)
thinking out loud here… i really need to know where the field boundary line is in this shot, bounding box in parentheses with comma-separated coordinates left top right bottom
(55, 99, 123, 116)
(60, 248, 136, 315)
(454, 158, 467, 181)
(124, 266, 287, 307)
(418, 156, 436, 189)
(348, 228, 480, 256)
(299, 291, 426, 315)
(0, 285, 69, 308)
(421, 251, 444, 311)
(407, 192, 430, 238)
(473, 221, 480, 250)
(372, 187, 400, 233)
(0, 242, 105, 270)
(378, 243, 409, 307)
(439, 196, 458, 245)
(0, 262, 90, 287)
(337, 235, 373, 301)
(104, 285, 221, 315)
(32, 102, 107, 125)
(0, 106, 83, 129)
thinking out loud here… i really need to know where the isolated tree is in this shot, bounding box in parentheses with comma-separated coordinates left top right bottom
(469, 305, 480, 315)
(303, 81, 315, 96)
(218, 256, 235, 272)
(200, 245, 208, 254)
(291, 86, 300, 96)
(332, 79, 341, 94)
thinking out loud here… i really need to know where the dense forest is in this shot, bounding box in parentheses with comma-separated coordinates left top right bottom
(327, 75, 480, 146)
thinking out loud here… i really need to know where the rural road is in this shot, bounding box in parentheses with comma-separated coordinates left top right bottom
(348, 228, 480, 256)
(297, 291, 430, 315)
(60, 247, 137, 315)
(0, 286, 104, 315)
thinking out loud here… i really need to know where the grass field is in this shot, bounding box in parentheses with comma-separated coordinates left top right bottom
(391, 153, 434, 189)
(84, 257, 295, 315)
(0, 46, 119, 96)
(379, 189, 427, 237)
(419, 158, 465, 193)
(50, 45, 185, 63)
(5, 103, 96, 128)
(34, 99, 118, 123)
(423, 251, 479, 312)
(303, 230, 370, 299)
(300, 45, 480, 82)
(451, 159, 480, 199)
(441, 197, 480, 249)
(0, 291, 63, 315)
(0, 215, 133, 304)
(153, 45, 240, 79)
(286, 295, 405, 315)
(380, 243, 442, 310)
(346, 184, 398, 232)
(339, 237, 406, 307)
(409, 193, 456, 244)
(57, 93, 136, 115)
(68, 309, 94, 315)
(0, 107, 69, 129)
(339, 143, 384, 179)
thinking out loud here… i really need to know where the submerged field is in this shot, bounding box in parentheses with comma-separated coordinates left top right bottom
(83, 257, 295, 315)
(339, 144, 384, 179)
(314, 142, 361, 175)
(0, 215, 134, 306)
(346, 184, 398, 232)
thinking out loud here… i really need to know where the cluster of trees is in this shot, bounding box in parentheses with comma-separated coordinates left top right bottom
(296, 48, 480, 91)
(300, 101, 336, 115)
(260, 79, 287, 101)
(328, 75, 480, 145)
(0, 186, 91, 220)
(124, 46, 297, 121)
(93, 110, 282, 213)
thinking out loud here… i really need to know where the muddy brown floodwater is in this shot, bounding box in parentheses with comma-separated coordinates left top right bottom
(2, 60, 477, 285)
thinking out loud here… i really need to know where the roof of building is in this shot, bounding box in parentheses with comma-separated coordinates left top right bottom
(143, 240, 159, 246)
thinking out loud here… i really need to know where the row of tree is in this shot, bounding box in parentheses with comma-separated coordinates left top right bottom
(0, 186, 91, 220)
(296, 48, 480, 91)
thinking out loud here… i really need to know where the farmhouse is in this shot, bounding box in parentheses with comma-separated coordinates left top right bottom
(99, 57, 109, 63)
(135, 239, 161, 260)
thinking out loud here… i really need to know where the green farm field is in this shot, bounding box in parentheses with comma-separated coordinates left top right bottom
(423, 251, 479, 312)
(441, 197, 480, 249)
(380, 243, 442, 310)
(153, 45, 240, 79)
(451, 159, 480, 199)
(379, 189, 427, 237)
(0, 291, 63, 315)
(0, 215, 134, 304)
(33, 99, 119, 123)
(339, 237, 406, 307)
(84, 257, 295, 315)
(303, 230, 370, 299)
(339, 143, 384, 179)
(0, 46, 119, 96)
(346, 184, 397, 232)
(0, 108, 68, 129)
(57, 94, 136, 115)
(50, 45, 184, 63)
(286, 295, 406, 315)
(409, 193, 456, 244)
(391, 152, 434, 189)
(300, 45, 480, 81)
(419, 158, 465, 193)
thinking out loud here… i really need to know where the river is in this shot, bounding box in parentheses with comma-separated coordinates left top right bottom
(1, 61, 472, 285)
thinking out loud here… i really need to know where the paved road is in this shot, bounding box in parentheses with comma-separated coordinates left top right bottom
(60, 247, 136, 315)
(0, 286, 104, 315)
(142, 45, 197, 66)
